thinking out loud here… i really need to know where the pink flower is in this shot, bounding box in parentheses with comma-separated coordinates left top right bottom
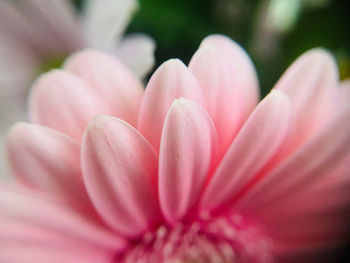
(0, 0, 155, 178)
(3, 34, 350, 262)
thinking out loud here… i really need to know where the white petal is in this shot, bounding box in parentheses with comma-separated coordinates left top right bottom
(83, 0, 138, 49)
(114, 33, 156, 78)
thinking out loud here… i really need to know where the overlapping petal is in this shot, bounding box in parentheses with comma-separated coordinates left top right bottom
(6, 123, 93, 211)
(0, 185, 125, 263)
(138, 59, 206, 151)
(29, 70, 110, 141)
(159, 98, 218, 223)
(273, 49, 338, 149)
(189, 34, 259, 153)
(201, 90, 291, 211)
(237, 102, 350, 211)
(82, 115, 160, 237)
(64, 50, 144, 127)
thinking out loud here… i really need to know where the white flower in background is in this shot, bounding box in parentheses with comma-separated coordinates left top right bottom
(0, 0, 156, 179)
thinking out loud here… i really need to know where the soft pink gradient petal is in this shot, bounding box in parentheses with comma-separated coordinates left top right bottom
(0, 244, 112, 263)
(262, 157, 350, 244)
(159, 98, 218, 223)
(273, 49, 338, 148)
(0, 185, 126, 256)
(64, 49, 144, 126)
(234, 104, 350, 258)
(6, 123, 94, 213)
(189, 34, 259, 154)
(237, 102, 350, 211)
(201, 90, 291, 211)
(138, 59, 206, 152)
(82, 115, 160, 238)
(29, 70, 110, 141)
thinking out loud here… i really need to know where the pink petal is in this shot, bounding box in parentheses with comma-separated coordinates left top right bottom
(237, 102, 350, 213)
(0, 184, 125, 261)
(273, 49, 338, 149)
(29, 70, 110, 141)
(6, 122, 94, 214)
(137, 59, 206, 152)
(159, 98, 218, 223)
(0, 244, 112, 263)
(234, 106, 350, 256)
(82, 115, 160, 237)
(201, 90, 291, 212)
(64, 49, 144, 126)
(189, 34, 259, 153)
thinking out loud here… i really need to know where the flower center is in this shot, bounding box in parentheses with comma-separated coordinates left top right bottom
(118, 212, 273, 263)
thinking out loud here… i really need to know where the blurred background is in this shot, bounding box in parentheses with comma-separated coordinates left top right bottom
(74, 0, 350, 95)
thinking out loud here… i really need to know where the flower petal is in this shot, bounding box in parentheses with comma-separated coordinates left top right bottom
(138, 59, 206, 151)
(114, 33, 156, 79)
(0, 0, 83, 55)
(18, 0, 84, 52)
(159, 98, 218, 223)
(83, 0, 138, 49)
(273, 49, 338, 148)
(82, 115, 160, 237)
(64, 49, 144, 127)
(0, 185, 125, 260)
(338, 80, 350, 113)
(0, 244, 112, 263)
(6, 122, 93, 212)
(237, 102, 350, 212)
(201, 90, 291, 211)
(29, 70, 109, 141)
(189, 34, 259, 153)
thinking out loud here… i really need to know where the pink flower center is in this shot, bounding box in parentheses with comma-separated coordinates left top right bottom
(118, 212, 273, 263)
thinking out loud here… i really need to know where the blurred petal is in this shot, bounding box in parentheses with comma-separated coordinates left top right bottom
(0, 244, 112, 263)
(273, 49, 338, 148)
(29, 70, 109, 141)
(82, 115, 160, 237)
(159, 99, 218, 223)
(64, 49, 143, 127)
(83, 0, 138, 49)
(338, 80, 350, 113)
(202, 90, 291, 211)
(189, 34, 259, 153)
(18, 0, 84, 52)
(0, 130, 11, 181)
(0, 37, 37, 96)
(0, 1, 47, 54)
(138, 59, 206, 151)
(6, 123, 93, 211)
(0, 0, 83, 55)
(0, 185, 125, 259)
(114, 33, 156, 79)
